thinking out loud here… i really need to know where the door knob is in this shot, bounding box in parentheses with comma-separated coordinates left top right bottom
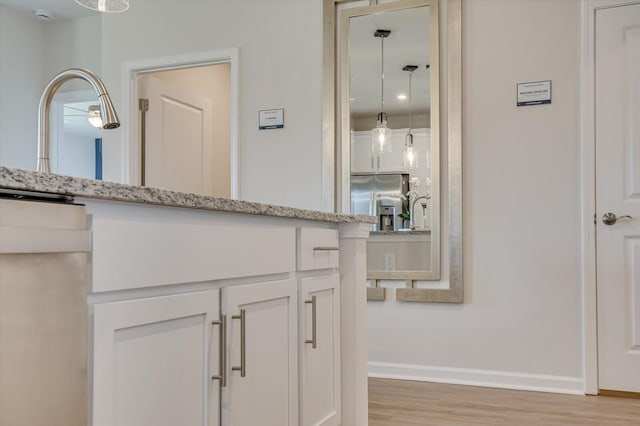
(602, 212, 632, 225)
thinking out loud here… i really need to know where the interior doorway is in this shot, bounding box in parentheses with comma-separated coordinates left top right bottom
(139, 65, 231, 197)
(50, 89, 103, 180)
(123, 48, 239, 198)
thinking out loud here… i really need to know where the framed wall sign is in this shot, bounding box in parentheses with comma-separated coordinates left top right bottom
(258, 108, 284, 130)
(517, 80, 551, 106)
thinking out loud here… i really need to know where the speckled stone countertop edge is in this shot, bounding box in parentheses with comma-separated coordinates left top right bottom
(370, 230, 431, 235)
(0, 167, 376, 224)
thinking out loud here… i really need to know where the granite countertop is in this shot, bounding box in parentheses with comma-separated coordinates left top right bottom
(0, 167, 376, 224)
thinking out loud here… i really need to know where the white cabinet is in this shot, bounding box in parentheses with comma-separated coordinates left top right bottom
(351, 128, 431, 175)
(222, 279, 298, 426)
(352, 128, 426, 173)
(299, 274, 341, 426)
(351, 131, 375, 173)
(351, 130, 405, 173)
(377, 130, 408, 173)
(92, 290, 220, 426)
(81, 200, 370, 426)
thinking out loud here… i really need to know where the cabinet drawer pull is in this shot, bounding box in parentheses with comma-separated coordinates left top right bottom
(231, 309, 246, 377)
(313, 246, 339, 251)
(305, 296, 317, 349)
(211, 315, 227, 387)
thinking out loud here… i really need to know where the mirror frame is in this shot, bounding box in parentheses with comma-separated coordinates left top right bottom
(323, 0, 462, 303)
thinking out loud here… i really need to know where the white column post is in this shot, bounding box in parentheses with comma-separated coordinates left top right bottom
(338, 222, 370, 426)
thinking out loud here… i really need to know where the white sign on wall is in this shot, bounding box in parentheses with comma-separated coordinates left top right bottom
(258, 108, 284, 130)
(517, 80, 551, 106)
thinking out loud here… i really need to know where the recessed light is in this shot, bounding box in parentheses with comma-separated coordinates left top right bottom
(397, 94, 407, 100)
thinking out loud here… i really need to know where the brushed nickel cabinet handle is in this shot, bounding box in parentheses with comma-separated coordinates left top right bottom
(305, 296, 317, 349)
(210, 315, 227, 387)
(313, 246, 339, 251)
(231, 309, 246, 377)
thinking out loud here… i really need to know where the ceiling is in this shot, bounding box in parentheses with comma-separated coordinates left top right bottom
(348, 5, 431, 117)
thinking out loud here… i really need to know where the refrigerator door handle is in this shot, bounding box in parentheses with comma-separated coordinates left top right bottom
(369, 191, 375, 217)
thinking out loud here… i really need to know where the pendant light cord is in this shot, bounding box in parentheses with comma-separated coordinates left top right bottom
(381, 37, 385, 112)
(408, 71, 413, 133)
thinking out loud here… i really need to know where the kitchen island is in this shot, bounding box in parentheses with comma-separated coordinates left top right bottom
(0, 166, 374, 426)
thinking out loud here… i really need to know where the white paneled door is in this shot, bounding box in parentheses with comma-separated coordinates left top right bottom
(143, 75, 214, 196)
(595, 2, 640, 393)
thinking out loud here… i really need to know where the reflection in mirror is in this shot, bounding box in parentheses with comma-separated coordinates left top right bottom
(344, 2, 440, 281)
(330, 0, 462, 302)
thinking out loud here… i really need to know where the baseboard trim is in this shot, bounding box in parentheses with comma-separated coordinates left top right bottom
(368, 361, 584, 395)
(599, 389, 640, 399)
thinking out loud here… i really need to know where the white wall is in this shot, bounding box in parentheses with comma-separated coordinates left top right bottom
(368, 0, 584, 393)
(45, 14, 102, 83)
(100, 0, 324, 209)
(0, 5, 46, 170)
(0, 6, 101, 171)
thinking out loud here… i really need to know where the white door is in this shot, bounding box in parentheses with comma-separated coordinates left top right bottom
(222, 279, 298, 426)
(299, 274, 341, 426)
(92, 290, 220, 426)
(595, 2, 640, 393)
(143, 75, 214, 195)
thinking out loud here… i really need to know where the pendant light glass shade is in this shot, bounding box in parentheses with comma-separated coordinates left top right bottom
(75, 0, 129, 13)
(403, 133, 418, 169)
(372, 30, 391, 153)
(402, 65, 419, 169)
(88, 105, 103, 128)
(372, 112, 391, 153)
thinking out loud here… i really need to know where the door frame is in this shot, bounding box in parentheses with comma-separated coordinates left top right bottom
(122, 48, 239, 198)
(580, 0, 640, 395)
(50, 89, 100, 178)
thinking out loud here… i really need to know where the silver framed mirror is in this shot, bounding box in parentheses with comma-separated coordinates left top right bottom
(323, 0, 462, 303)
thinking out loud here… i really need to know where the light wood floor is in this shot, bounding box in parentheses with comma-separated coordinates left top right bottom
(368, 378, 640, 425)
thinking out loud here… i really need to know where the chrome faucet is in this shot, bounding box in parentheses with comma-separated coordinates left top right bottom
(37, 68, 120, 173)
(409, 195, 430, 230)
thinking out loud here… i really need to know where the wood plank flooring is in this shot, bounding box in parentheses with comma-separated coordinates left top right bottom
(368, 378, 640, 425)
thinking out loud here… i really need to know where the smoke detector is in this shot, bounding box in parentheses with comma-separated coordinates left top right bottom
(34, 9, 52, 21)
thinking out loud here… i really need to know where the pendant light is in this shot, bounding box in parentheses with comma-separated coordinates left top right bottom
(402, 65, 418, 169)
(87, 105, 103, 128)
(75, 0, 129, 13)
(372, 30, 391, 153)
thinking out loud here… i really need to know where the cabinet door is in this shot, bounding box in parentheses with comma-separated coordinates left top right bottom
(378, 129, 409, 172)
(222, 279, 298, 426)
(92, 290, 220, 426)
(299, 274, 341, 426)
(351, 131, 375, 173)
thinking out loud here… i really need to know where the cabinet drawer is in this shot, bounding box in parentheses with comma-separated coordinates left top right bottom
(297, 227, 339, 271)
(91, 211, 296, 292)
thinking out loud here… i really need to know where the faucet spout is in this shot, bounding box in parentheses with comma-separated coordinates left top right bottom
(37, 68, 120, 173)
(409, 194, 431, 230)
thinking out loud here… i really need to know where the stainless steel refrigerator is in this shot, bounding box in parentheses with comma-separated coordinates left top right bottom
(350, 173, 409, 231)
